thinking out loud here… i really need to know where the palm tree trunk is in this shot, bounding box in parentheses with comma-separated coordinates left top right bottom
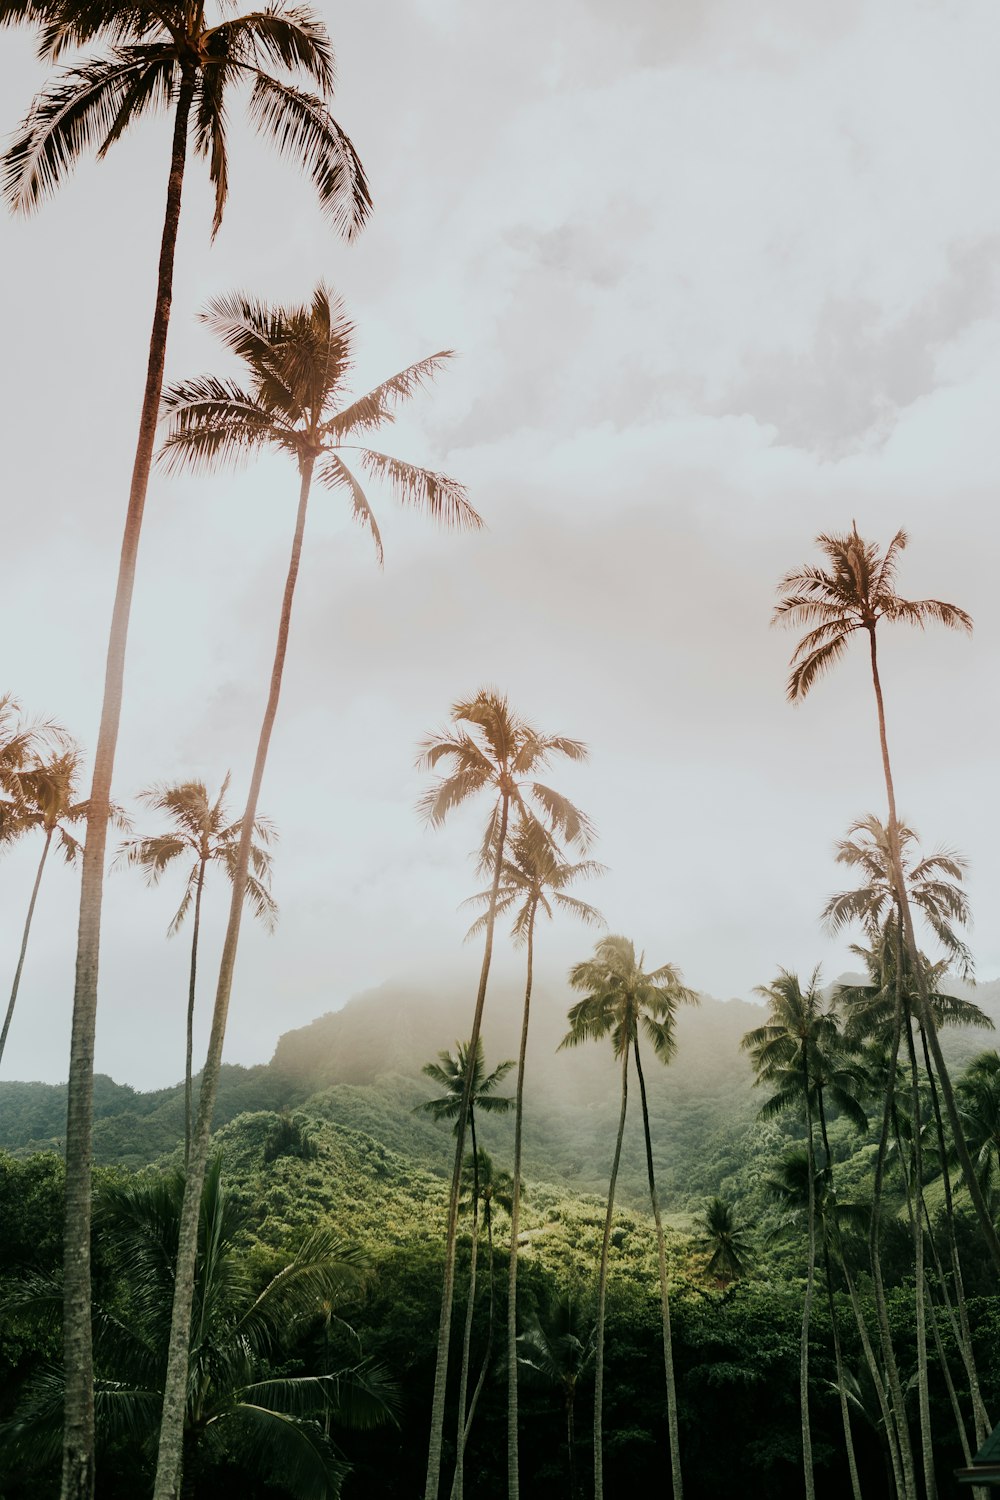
(451, 1114, 481, 1500)
(819, 1220, 863, 1500)
(593, 1044, 629, 1500)
(902, 1006, 936, 1500)
(62, 70, 196, 1500)
(867, 627, 1000, 1274)
(424, 792, 511, 1500)
(869, 922, 917, 1500)
(801, 1092, 817, 1500)
(567, 1388, 577, 1500)
(507, 899, 537, 1500)
(0, 827, 53, 1067)
(463, 1201, 496, 1443)
(152, 453, 316, 1500)
(632, 1033, 682, 1500)
(184, 862, 206, 1167)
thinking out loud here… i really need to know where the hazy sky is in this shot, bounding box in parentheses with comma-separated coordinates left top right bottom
(2, 0, 999, 1090)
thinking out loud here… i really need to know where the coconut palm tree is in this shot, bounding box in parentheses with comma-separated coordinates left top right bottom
(742, 968, 869, 1500)
(114, 776, 276, 1163)
(3, 11, 370, 1490)
(419, 1041, 513, 1500)
(560, 934, 697, 1500)
(0, 696, 68, 838)
(464, 821, 603, 1500)
(0, 750, 118, 1069)
(417, 691, 592, 1500)
(517, 1292, 596, 1500)
(773, 527, 999, 1270)
(455, 1146, 514, 1489)
(154, 287, 476, 1500)
(0, 1155, 398, 1496)
(693, 1198, 754, 1289)
(957, 1052, 1000, 1204)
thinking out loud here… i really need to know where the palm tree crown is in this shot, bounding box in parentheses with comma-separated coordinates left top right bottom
(418, 1040, 514, 1134)
(742, 969, 867, 1134)
(2, 0, 370, 236)
(773, 524, 972, 703)
(561, 935, 697, 1061)
(115, 775, 276, 934)
(463, 823, 604, 944)
(160, 285, 478, 552)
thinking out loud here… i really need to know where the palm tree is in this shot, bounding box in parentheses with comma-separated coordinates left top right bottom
(456, 1146, 514, 1487)
(517, 1292, 596, 1500)
(957, 1052, 1000, 1204)
(742, 968, 868, 1500)
(419, 1041, 513, 1500)
(0, 750, 116, 1069)
(3, 10, 370, 1490)
(773, 527, 1000, 1269)
(464, 820, 603, 1500)
(560, 934, 697, 1500)
(154, 287, 477, 1500)
(693, 1198, 754, 1289)
(0, 1156, 398, 1496)
(0, 696, 67, 838)
(417, 690, 591, 1500)
(114, 776, 276, 1163)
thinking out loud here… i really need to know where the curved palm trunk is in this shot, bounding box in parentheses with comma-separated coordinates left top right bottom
(62, 71, 196, 1500)
(0, 827, 53, 1067)
(184, 862, 207, 1166)
(451, 1114, 481, 1500)
(801, 1093, 817, 1500)
(507, 899, 537, 1500)
(867, 629, 1000, 1274)
(593, 1045, 629, 1500)
(153, 453, 315, 1500)
(819, 1222, 863, 1500)
(632, 1033, 682, 1500)
(424, 793, 511, 1500)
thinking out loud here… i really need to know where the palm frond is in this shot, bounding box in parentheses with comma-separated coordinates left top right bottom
(323, 352, 454, 437)
(318, 454, 384, 563)
(353, 447, 481, 532)
(246, 71, 371, 236)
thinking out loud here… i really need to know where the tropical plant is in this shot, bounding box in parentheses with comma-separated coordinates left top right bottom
(114, 776, 276, 1162)
(3, 6, 370, 1488)
(464, 819, 603, 1500)
(154, 285, 476, 1500)
(560, 934, 697, 1500)
(0, 1156, 397, 1497)
(0, 750, 115, 1069)
(417, 690, 591, 1500)
(0, 696, 67, 839)
(742, 968, 868, 1500)
(517, 1291, 596, 1500)
(957, 1051, 1000, 1205)
(693, 1198, 754, 1289)
(456, 1145, 514, 1490)
(419, 1041, 513, 1500)
(773, 526, 998, 1272)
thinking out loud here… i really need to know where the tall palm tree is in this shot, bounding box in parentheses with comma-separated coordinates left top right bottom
(560, 934, 697, 1500)
(419, 1041, 513, 1500)
(0, 750, 114, 1069)
(464, 821, 603, 1500)
(114, 775, 276, 1163)
(154, 287, 477, 1500)
(742, 968, 869, 1500)
(693, 1198, 754, 1289)
(417, 690, 591, 1500)
(3, 11, 370, 1491)
(773, 527, 1000, 1269)
(957, 1051, 1000, 1204)
(0, 1156, 398, 1496)
(0, 696, 67, 838)
(456, 1146, 514, 1488)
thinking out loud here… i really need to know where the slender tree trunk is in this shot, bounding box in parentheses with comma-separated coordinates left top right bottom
(507, 900, 537, 1500)
(566, 1388, 577, 1500)
(866, 627, 1000, 1274)
(868, 926, 917, 1500)
(62, 73, 195, 1500)
(902, 1004, 936, 1500)
(0, 827, 53, 1067)
(819, 1220, 863, 1500)
(462, 1201, 496, 1444)
(801, 1090, 817, 1500)
(152, 453, 316, 1500)
(593, 1045, 629, 1500)
(424, 792, 511, 1500)
(632, 1033, 682, 1500)
(184, 862, 206, 1166)
(451, 1114, 481, 1500)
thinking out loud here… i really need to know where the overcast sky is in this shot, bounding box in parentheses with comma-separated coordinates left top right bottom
(2, 0, 999, 1090)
